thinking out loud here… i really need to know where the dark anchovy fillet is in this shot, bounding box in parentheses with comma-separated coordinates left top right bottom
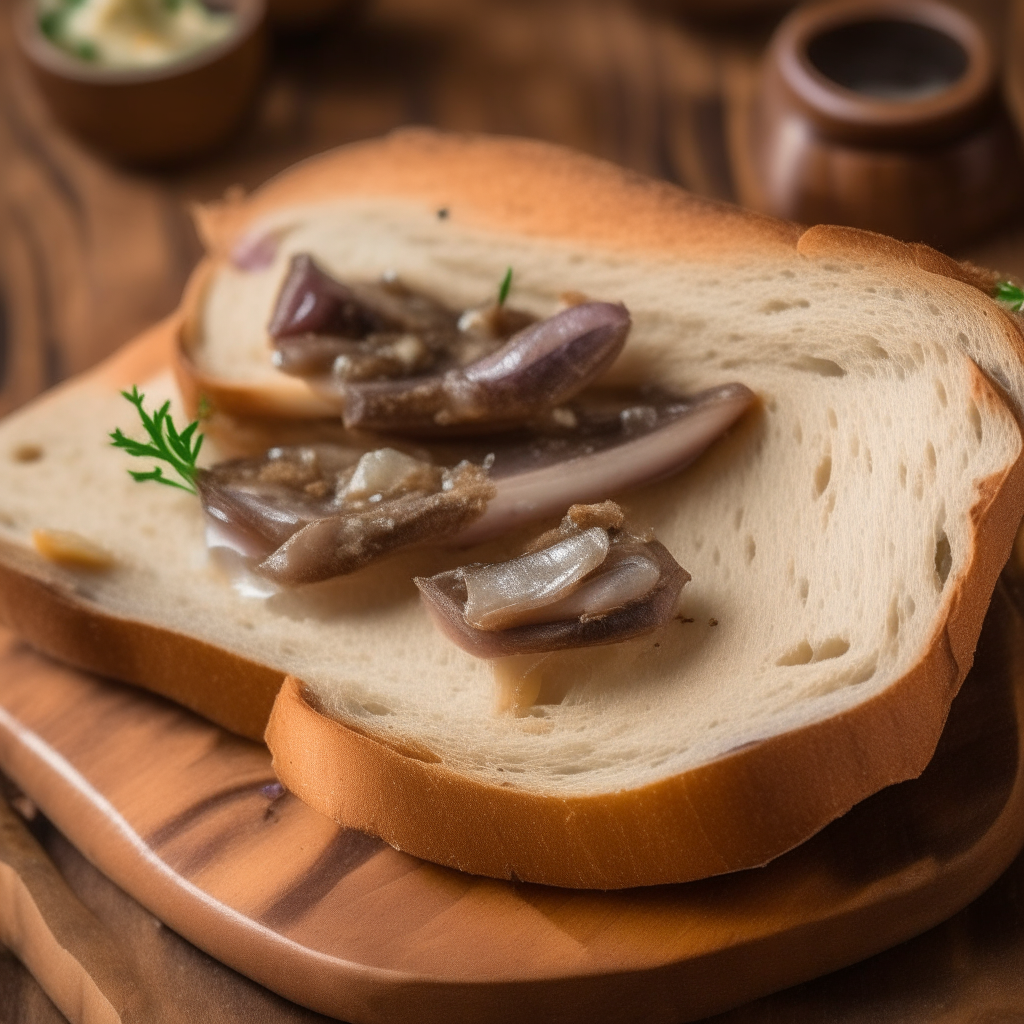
(259, 464, 494, 586)
(267, 254, 533, 382)
(340, 301, 631, 434)
(455, 382, 756, 544)
(415, 537, 689, 658)
(266, 256, 630, 434)
(199, 444, 362, 558)
(199, 382, 755, 584)
(198, 446, 494, 586)
(268, 254, 465, 378)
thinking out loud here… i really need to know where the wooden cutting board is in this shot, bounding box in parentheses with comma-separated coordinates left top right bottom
(0, 585, 1022, 1024)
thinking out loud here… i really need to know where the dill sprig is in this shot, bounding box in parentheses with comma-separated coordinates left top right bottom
(995, 281, 1024, 312)
(110, 386, 203, 495)
(497, 266, 513, 306)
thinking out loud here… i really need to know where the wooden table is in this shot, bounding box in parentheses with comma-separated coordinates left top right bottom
(2, 0, 1024, 1019)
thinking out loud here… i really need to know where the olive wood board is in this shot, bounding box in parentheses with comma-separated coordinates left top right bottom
(0, 587, 1023, 1024)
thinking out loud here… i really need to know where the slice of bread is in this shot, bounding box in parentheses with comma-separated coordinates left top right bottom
(1, 130, 1023, 889)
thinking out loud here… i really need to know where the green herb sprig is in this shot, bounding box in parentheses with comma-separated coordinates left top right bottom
(497, 266, 513, 306)
(995, 281, 1024, 312)
(110, 386, 203, 495)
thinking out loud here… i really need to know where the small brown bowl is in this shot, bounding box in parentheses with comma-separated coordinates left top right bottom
(12, 0, 267, 166)
(738, 0, 1024, 247)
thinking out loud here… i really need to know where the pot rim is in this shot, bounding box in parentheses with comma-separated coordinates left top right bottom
(769, 0, 996, 145)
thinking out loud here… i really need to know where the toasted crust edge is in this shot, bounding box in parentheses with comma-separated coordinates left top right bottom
(0, 542, 280, 742)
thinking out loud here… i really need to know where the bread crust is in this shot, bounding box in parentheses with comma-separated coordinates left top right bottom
(3, 130, 1024, 887)
(0, 539, 280, 741)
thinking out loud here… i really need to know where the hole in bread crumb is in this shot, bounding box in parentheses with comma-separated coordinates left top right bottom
(11, 444, 43, 463)
(906, 595, 915, 618)
(968, 400, 982, 443)
(799, 578, 809, 603)
(777, 640, 813, 666)
(898, 462, 907, 489)
(827, 408, 838, 429)
(745, 535, 756, 562)
(790, 355, 846, 378)
(814, 637, 850, 661)
(760, 298, 810, 314)
(804, 657, 877, 697)
(935, 380, 948, 407)
(935, 531, 952, 587)
(814, 455, 832, 497)
(861, 336, 889, 360)
(925, 442, 936, 473)
(360, 701, 393, 716)
(887, 596, 900, 639)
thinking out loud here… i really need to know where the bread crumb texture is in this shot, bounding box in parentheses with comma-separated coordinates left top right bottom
(2, 175, 1022, 803)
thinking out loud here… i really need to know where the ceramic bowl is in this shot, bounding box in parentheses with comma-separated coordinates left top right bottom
(739, 0, 1024, 247)
(13, 0, 267, 166)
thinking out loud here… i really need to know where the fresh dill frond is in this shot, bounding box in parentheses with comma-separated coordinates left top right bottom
(995, 281, 1024, 312)
(497, 266, 513, 306)
(110, 386, 204, 495)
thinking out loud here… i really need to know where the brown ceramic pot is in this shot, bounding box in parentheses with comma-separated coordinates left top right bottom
(742, 0, 1024, 248)
(12, 0, 267, 167)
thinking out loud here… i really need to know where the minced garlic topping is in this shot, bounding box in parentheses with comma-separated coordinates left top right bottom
(39, 0, 235, 69)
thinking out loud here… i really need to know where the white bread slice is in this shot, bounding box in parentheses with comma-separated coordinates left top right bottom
(1, 131, 1023, 889)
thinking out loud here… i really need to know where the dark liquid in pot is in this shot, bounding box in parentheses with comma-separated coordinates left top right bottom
(806, 19, 967, 101)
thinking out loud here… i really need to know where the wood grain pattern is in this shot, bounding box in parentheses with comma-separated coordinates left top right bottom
(0, 779, 337, 1024)
(0, 584, 1022, 1024)
(5, 789, 1024, 1024)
